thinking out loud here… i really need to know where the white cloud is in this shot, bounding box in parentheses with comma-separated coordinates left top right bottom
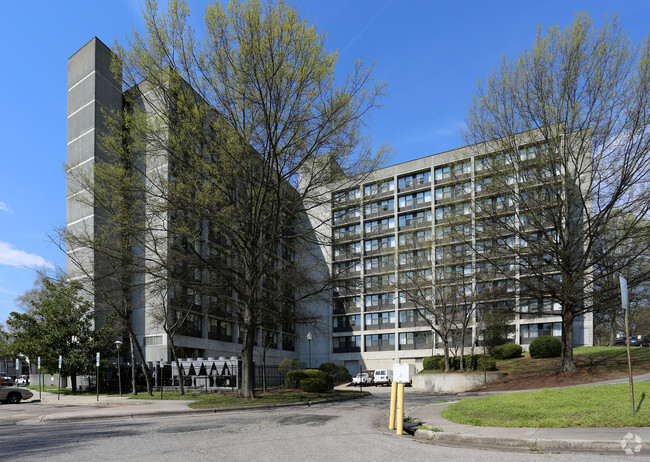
(0, 241, 54, 269)
(0, 201, 11, 213)
(0, 286, 18, 296)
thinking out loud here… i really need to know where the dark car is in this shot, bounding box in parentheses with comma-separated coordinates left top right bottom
(641, 334, 650, 347)
(613, 336, 642, 346)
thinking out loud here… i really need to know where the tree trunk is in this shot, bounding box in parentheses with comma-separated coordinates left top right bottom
(127, 324, 153, 396)
(608, 307, 617, 346)
(128, 332, 138, 395)
(459, 330, 466, 372)
(560, 310, 577, 372)
(443, 340, 450, 372)
(262, 348, 268, 393)
(168, 334, 185, 395)
(240, 309, 256, 398)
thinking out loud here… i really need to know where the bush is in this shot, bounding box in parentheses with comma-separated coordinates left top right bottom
(300, 377, 329, 393)
(279, 358, 304, 374)
(423, 355, 443, 370)
(492, 344, 523, 360)
(433, 355, 495, 371)
(318, 362, 351, 382)
(529, 336, 562, 358)
(285, 369, 333, 391)
(476, 356, 497, 371)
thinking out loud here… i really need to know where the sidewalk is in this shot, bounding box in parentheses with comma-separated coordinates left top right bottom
(20, 391, 199, 423)
(404, 373, 650, 454)
(18, 390, 352, 424)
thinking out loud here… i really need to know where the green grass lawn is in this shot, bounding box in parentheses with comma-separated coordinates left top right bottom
(441, 381, 650, 427)
(130, 388, 365, 409)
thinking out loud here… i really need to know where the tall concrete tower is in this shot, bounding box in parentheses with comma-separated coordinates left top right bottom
(66, 38, 123, 318)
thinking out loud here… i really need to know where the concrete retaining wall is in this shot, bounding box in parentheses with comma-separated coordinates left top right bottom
(412, 372, 507, 393)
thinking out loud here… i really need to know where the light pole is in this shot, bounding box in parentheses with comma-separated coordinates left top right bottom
(307, 332, 312, 369)
(114, 340, 123, 396)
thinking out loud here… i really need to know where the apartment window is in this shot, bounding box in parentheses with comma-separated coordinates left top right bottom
(453, 161, 471, 176)
(475, 178, 492, 193)
(333, 335, 360, 353)
(435, 186, 452, 201)
(365, 239, 379, 252)
(399, 310, 415, 324)
(519, 145, 539, 161)
(475, 157, 489, 172)
(399, 331, 432, 350)
(398, 171, 431, 189)
(434, 165, 451, 181)
(145, 335, 163, 346)
(399, 210, 431, 227)
(381, 236, 395, 249)
(435, 206, 452, 220)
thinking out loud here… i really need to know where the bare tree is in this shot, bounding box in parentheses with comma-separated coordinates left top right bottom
(463, 13, 650, 371)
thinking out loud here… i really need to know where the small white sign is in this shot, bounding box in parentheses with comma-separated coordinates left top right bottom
(96, 352, 100, 367)
(393, 363, 410, 384)
(58, 355, 62, 369)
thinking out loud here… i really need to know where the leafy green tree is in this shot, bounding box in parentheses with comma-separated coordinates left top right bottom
(463, 13, 650, 371)
(94, 0, 388, 399)
(5, 277, 116, 392)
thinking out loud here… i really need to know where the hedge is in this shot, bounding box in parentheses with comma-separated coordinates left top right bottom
(285, 369, 334, 391)
(423, 354, 495, 371)
(300, 377, 329, 393)
(529, 336, 562, 358)
(492, 344, 523, 360)
(318, 362, 352, 382)
(423, 355, 443, 370)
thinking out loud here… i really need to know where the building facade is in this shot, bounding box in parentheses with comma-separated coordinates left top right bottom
(67, 38, 329, 368)
(68, 38, 592, 375)
(329, 142, 594, 375)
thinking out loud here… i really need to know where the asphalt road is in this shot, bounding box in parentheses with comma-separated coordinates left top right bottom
(0, 389, 635, 461)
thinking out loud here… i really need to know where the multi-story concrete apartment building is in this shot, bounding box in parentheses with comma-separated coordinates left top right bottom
(68, 38, 592, 375)
(66, 38, 329, 368)
(329, 142, 594, 374)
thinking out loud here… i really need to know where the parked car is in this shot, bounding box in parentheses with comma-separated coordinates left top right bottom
(613, 336, 642, 346)
(0, 373, 14, 387)
(640, 334, 650, 347)
(0, 386, 32, 404)
(352, 372, 374, 386)
(15, 375, 29, 386)
(373, 369, 393, 386)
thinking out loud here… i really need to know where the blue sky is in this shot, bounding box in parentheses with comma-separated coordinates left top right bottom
(0, 0, 648, 323)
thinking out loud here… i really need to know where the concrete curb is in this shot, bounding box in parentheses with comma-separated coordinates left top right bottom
(24, 392, 371, 425)
(414, 430, 649, 453)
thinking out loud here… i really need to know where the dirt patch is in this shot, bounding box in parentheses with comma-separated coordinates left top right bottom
(481, 348, 650, 391)
(483, 368, 637, 391)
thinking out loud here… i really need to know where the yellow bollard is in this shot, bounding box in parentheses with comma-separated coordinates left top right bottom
(396, 382, 405, 435)
(388, 381, 398, 430)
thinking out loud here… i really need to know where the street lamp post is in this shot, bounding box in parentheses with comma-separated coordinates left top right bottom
(114, 340, 123, 396)
(307, 332, 312, 369)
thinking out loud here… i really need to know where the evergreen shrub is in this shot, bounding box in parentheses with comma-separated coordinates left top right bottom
(300, 377, 329, 393)
(285, 369, 333, 390)
(529, 336, 562, 358)
(492, 344, 523, 360)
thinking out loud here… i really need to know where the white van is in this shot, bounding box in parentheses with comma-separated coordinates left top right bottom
(373, 369, 393, 386)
